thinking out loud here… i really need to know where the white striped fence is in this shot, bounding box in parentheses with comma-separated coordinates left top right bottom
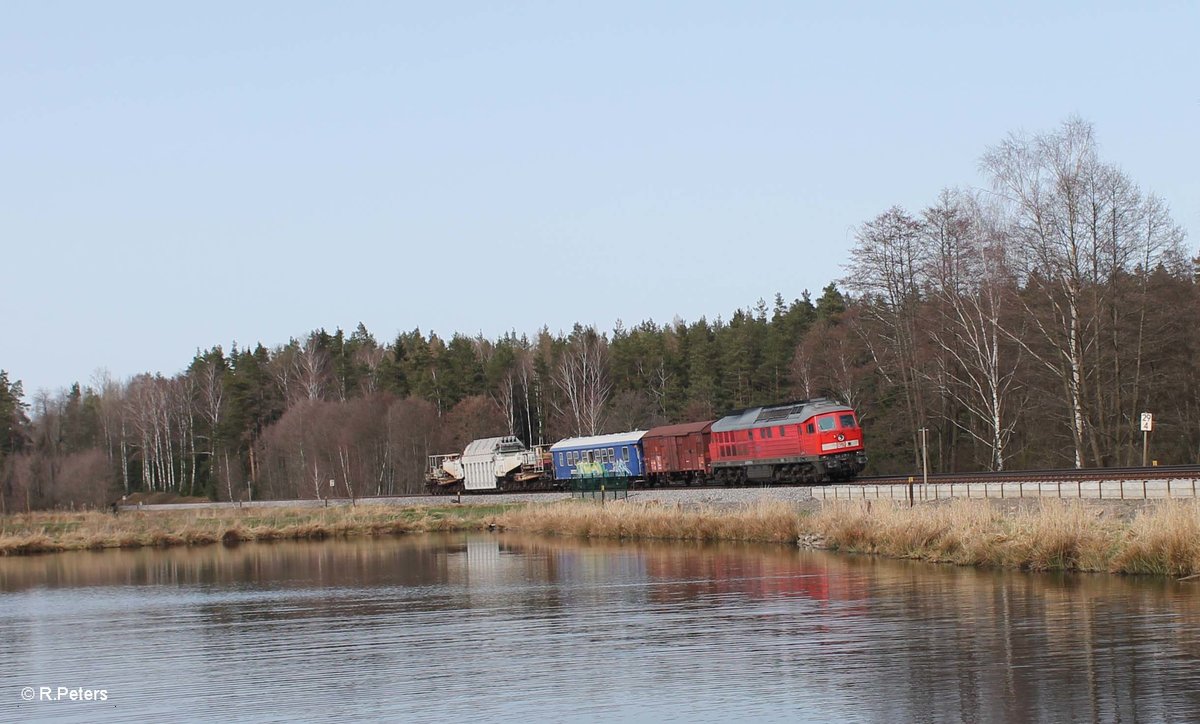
(813, 478, 1200, 502)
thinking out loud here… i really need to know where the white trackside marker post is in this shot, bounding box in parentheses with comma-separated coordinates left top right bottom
(1140, 412, 1153, 467)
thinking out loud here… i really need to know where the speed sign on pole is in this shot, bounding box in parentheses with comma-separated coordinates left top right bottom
(1140, 412, 1154, 432)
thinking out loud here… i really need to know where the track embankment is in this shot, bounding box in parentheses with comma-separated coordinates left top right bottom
(9, 483, 1200, 577)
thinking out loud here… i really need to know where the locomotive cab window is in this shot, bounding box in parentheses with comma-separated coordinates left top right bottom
(839, 414, 856, 428)
(622, 447, 630, 461)
(818, 417, 836, 432)
(806, 423, 815, 434)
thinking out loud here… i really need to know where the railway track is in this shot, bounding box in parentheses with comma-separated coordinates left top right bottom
(412, 465, 1200, 497)
(121, 465, 1200, 511)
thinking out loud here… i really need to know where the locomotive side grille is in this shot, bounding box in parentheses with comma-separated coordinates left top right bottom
(755, 408, 791, 422)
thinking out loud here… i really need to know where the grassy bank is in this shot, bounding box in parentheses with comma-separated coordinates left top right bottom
(495, 498, 1200, 576)
(8, 498, 1200, 577)
(0, 504, 513, 556)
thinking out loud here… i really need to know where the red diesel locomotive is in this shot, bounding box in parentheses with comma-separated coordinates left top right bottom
(641, 398, 867, 486)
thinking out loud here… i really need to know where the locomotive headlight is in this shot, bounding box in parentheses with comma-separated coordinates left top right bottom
(836, 433, 845, 442)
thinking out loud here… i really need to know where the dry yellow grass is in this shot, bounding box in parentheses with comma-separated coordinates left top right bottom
(497, 498, 1200, 577)
(810, 500, 1124, 570)
(497, 499, 803, 544)
(9, 498, 1200, 577)
(0, 504, 510, 556)
(1110, 502, 1200, 576)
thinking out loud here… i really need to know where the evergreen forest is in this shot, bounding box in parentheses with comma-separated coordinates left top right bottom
(1, 118, 1195, 510)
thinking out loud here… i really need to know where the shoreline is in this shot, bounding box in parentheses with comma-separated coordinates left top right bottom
(3, 498, 1199, 578)
(0, 504, 511, 556)
(494, 498, 1200, 576)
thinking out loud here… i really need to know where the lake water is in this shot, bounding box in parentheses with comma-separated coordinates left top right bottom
(2, 534, 1199, 722)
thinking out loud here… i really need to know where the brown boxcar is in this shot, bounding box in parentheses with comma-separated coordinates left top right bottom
(642, 420, 715, 485)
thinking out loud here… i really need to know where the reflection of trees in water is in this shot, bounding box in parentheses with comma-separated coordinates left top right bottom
(4, 536, 1200, 720)
(487, 539, 1200, 721)
(813, 562, 1200, 722)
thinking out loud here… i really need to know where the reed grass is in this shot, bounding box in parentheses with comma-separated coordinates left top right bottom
(0, 504, 512, 556)
(497, 499, 802, 544)
(496, 498, 1200, 577)
(9, 498, 1200, 577)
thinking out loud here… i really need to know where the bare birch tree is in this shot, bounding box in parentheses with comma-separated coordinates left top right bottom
(921, 191, 1024, 470)
(294, 336, 330, 402)
(983, 117, 1187, 467)
(843, 207, 929, 467)
(552, 327, 612, 436)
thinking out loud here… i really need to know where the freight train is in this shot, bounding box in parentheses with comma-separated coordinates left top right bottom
(424, 397, 866, 494)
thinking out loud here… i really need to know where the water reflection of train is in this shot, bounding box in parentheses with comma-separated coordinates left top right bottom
(425, 398, 867, 494)
(638, 546, 869, 607)
(451, 535, 869, 613)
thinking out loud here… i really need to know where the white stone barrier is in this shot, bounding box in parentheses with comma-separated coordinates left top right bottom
(813, 478, 1200, 502)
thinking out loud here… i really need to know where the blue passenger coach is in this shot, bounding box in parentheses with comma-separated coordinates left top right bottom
(550, 431, 647, 481)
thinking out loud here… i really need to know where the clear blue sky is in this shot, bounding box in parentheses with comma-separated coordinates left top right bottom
(3, 1, 1196, 397)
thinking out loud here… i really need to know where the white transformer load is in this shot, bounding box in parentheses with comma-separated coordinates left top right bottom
(427, 436, 550, 493)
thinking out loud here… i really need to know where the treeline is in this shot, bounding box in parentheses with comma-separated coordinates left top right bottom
(0, 117, 1195, 510)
